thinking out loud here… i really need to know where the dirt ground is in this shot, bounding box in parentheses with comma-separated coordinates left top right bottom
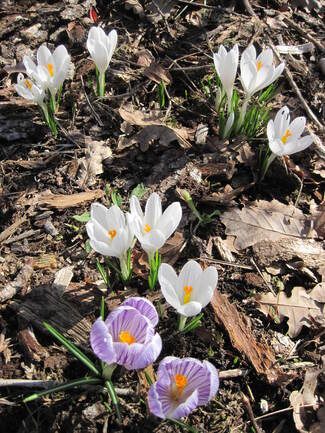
(1, 1, 325, 432)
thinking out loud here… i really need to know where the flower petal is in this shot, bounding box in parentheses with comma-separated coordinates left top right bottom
(178, 260, 202, 297)
(121, 297, 159, 327)
(90, 317, 116, 365)
(132, 332, 162, 369)
(159, 263, 181, 310)
(289, 116, 306, 138)
(284, 135, 313, 155)
(177, 301, 202, 317)
(37, 45, 52, 67)
(156, 202, 182, 240)
(145, 193, 162, 228)
(106, 29, 118, 65)
(192, 266, 218, 307)
(169, 389, 199, 419)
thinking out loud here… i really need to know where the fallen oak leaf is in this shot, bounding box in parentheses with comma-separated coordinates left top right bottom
(37, 190, 105, 209)
(255, 285, 325, 338)
(221, 199, 316, 250)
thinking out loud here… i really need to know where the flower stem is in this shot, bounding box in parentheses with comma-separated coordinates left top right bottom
(98, 72, 105, 97)
(148, 251, 161, 291)
(260, 152, 276, 181)
(236, 97, 249, 133)
(102, 363, 116, 380)
(119, 251, 132, 283)
(178, 314, 187, 332)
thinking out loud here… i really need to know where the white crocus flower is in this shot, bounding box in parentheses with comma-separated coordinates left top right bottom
(267, 106, 313, 156)
(15, 73, 45, 106)
(86, 203, 134, 272)
(213, 44, 239, 112)
(87, 27, 117, 96)
(23, 45, 71, 100)
(240, 45, 284, 99)
(129, 193, 182, 258)
(158, 260, 218, 317)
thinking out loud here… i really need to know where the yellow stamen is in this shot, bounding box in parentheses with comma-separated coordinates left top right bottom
(144, 224, 151, 233)
(108, 229, 116, 239)
(172, 374, 188, 399)
(25, 79, 32, 89)
(119, 330, 135, 345)
(257, 60, 263, 72)
(47, 63, 54, 77)
(183, 285, 193, 304)
(281, 129, 292, 144)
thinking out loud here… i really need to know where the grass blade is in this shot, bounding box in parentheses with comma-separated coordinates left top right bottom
(43, 322, 100, 376)
(23, 376, 101, 403)
(105, 380, 122, 423)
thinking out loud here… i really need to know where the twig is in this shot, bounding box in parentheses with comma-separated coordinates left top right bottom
(151, 0, 174, 39)
(241, 392, 263, 433)
(282, 16, 325, 53)
(250, 258, 277, 296)
(219, 368, 250, 379)
(200, 256, 254, 270)
(176, 0, 222, 10)
(242, 0, 256, 16)
(80, 75, 103, 127)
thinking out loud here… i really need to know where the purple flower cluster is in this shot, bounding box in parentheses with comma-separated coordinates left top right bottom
(90, 296, 219, 419)
(148, 356, 219, 419)
(90, 297, 162, 370)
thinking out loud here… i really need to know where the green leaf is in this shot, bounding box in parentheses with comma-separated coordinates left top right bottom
(84, 239, 91, 254)
(43, 322, 100, 376)
(23, 376, 101, 403)
(101, 296, 105, 321)
(167, 418, 199, 433)
(105, 380, 122, 423)
(131, 183, 148, 200)
(181, 313, 204, 333)
(144, 371, 153, 386)
(111, 191, 122, 207)
(97, 260, 109, 287)
(72, 212, 90, 223)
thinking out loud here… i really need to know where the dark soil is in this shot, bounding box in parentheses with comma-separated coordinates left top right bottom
(1, 1, 325, 432)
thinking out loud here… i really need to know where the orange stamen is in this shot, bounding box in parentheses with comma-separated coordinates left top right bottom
(144, 224, 151, 233)
(257, 60, 263, 72)
(183, 285, 193, 304)
(281, 129, 292, 144)
(47, 63, 54, 77)
(108, 229, 117, 239)
(119, 330, 135, 345)
(25, 79, 32, 89)
(173, 374, 188, 398)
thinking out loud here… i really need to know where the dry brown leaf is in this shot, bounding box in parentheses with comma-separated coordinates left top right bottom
(253, 237, 325, 271)
(255, 285, 325, 338)
(119, 103, 164, 127)
(137, 49, 155, 67)
(159, 231, 184, 265)
(37, 190, 104, 209)
(211, 288, 287, 384)
(77, 138, 112, 187)
(221, 200, 315, 250)
(118, 124, 192, 151)
(137, 365, 156, 399)
(125, 0, 145, 17)
(143, 62, 172, 85)
(290, 369, 325, 433)
(146, 0, 174, 23)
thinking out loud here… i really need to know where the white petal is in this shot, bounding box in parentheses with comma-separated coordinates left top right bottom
(289, 116, 306, 138)
(241, 45, 256, 64)
(269, 138, 285, 156)
(138, 229, 166, 256)
(266, 119, 275, 142)
(192, 266, 218, 307)
(88, 39, 109, 74)
(159, 263, 181, 310)
(285, 135, 313, 155)
(130, 195, 144, 222)
(258, 48, 273, 66)
(145, 193, 162, 228)
(274, 106, 290, 135)
(177, 301, 202, 317)
(178, 261, 202, 300)
(15, 83, 32, 100)
(106, 29, 118, 65)
(37, 45, 52, 67)
(156, 202, 182, 240)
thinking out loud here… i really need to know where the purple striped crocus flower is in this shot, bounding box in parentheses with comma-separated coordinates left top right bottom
(90, 297, 162, 370)
(148, 356, 219, 420)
